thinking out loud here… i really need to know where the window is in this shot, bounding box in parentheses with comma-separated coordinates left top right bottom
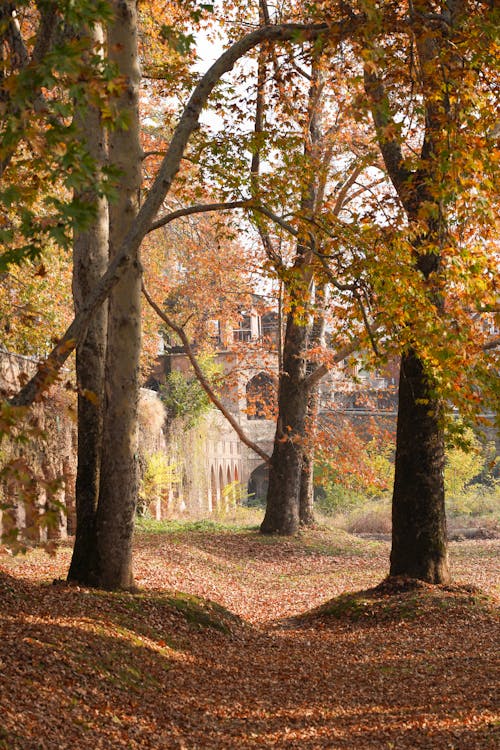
(233, 314, 252, 342)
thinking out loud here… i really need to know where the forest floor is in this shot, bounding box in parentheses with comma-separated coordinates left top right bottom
(0, 522, 498, 749)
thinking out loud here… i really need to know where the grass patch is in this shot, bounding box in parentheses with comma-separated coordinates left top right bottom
(294, 577, 499, 625)
(135, 516, 257, 535)
(295, 523, 386, 556)
(165, 592, 244, 633)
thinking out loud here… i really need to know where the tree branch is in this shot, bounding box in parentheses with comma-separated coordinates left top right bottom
(332, 163, 365, 214)
(253, 205, 298, 238)
(482, 336, 500, 352)
(148, 200, 251, 233)
(303, 339, 360, 390)
(355, 292, 380, 357)
(363, 68, 413, 210)
(304, 319, 382, 391)
(142, 283, 271, 464)
(9, 19, 359, 407)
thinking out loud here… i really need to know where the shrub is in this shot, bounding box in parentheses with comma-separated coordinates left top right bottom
(160, 355, 222, 428)
(315, 483, 366, 516)
(341, 497, 392, 535)
(138, 452, 177, 516)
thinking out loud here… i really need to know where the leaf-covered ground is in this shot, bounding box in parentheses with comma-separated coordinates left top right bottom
(0, 524, 498, 749)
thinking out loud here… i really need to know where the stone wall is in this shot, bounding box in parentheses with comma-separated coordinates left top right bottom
(155, 408, 274, 517)
(0, 351, 167, 543)
(0, 350, 77, 543)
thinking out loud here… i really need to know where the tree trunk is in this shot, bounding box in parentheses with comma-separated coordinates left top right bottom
(260, 310, 309, 535)
(390, 350, 449, 583)
(299, 382, 320, 526)
(95, 0, 142, 590)
(299, 445, 315, 526)
(363, 8, 457, 583)
(67, 24, 108, 586)
(299, 286, 327, 526)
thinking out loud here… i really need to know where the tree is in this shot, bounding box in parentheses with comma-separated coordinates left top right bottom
(93, 0, 142, 590)
(68, 0, 203, 586)
(7, 2, 496, 590)
(67, 0, 142, 591)
(10, 17, 340, 589)
(0, 1, 115, 269)
(247, 41, 377, 535)
(67, 22, 109, 586)
(360, 0, 499, 582)
(1, 0, 116, 554)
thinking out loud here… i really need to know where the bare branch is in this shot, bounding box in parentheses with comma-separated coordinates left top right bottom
(355, 292, 380, 357)
(304, 322, 382, 390)
(259, 0, 271, 25)
(148, 200, 251, 233)
(332, 164, 365, 215)
(9, 19, 360, 407)
(142, 284, 271, 464)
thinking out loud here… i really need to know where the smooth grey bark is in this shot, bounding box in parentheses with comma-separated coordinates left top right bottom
(67, 24, 108, 587)
(95, 0, 142, 590)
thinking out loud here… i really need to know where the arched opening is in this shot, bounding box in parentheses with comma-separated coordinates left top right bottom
(218, 465, 224, 498)
(247, 463, 269, 506)
(245, 372, 275, 420)
(234, 465, 239, 483)
(209, 466, 217, 512)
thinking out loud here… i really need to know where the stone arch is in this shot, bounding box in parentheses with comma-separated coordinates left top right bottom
(209, 465, 217, 512)
(248, 463, 269, 505)
(245, 372, 275, 420)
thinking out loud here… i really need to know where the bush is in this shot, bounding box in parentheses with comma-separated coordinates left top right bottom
(160, 355, 221, 428)
(339, 497, 392, 535)
(315, 483, 366, 516)
(138, 452, 177, 516)
(444, 431, 499, 527)
(446, 482, 499, 524)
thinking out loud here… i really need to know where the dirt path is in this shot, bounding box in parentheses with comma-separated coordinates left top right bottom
(0, 529, 498, 749)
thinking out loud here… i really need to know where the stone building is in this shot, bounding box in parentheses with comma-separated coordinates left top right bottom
(0, 349, 167, 540)
(0, 349, 77, 543)
(147, 298, 280, 512)
(146, 298, 399, 514)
